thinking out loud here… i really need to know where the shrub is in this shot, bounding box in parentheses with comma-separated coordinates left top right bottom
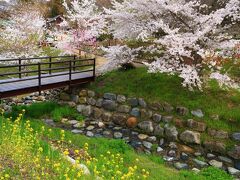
(8, 102, 84, 122)
(9, 102, 59, 119)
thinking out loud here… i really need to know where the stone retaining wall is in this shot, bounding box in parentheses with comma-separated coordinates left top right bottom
(59, 89, 240, 176)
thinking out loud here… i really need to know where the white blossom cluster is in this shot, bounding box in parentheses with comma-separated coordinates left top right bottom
(63, 0, 105, 37)
(98, 45, 140, 73)
(101, 0, 240, 90)
(53, 0, 106, 54)
(210, 72, 239, 89)
(0, 7, 45, 61)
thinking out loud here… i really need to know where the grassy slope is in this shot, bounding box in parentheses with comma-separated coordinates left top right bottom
(3, 102, 233, 179)
(88, 67, 240, 132)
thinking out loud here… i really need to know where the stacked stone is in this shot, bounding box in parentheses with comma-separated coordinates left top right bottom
(55, 89, 240, 177)
(1, 89, 62, 112)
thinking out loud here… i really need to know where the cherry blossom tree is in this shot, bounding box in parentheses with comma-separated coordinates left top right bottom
(54, 0, 106, 55)
(102, 0, 240, 90)
(0, 3, 46, 62)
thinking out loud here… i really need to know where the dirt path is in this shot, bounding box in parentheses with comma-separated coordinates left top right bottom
(95, 55, 108, 68)
(72, 49, 108, 68)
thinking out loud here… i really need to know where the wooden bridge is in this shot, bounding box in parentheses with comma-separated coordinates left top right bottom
(0, 56, 96, 99)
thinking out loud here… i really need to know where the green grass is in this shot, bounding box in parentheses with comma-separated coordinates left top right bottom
(51, 106, 84, 122)
(8, 102, 84, 122)
(41, 46, 62, 57)
(196, 156, 206, 162)
(180, 167, 234, 180)
(88, 67, 240, 132)
(9, 101, 59, 119)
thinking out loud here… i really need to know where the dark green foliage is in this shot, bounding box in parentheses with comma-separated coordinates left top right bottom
(97, 33, 114, 41)
(47, 0, 65, 17)
(9, 102, 58, 119)
(120, 63, 136, 71)
(8, 102, 83, 122)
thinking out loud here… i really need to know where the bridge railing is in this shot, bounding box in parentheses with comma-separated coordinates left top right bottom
(0, 56, 96, 86)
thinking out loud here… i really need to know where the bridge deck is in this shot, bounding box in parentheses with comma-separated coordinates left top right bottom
(0, 71, 93, 93)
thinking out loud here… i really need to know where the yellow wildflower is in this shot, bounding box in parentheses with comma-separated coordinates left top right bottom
(4, 174, 10, 178)
(38, 147, 43, 152)
(63, 149, 69, 156)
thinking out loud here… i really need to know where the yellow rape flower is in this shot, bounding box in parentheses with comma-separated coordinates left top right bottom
(38, 147, 43, 152)
(4, 174, 10, 178)
(63, 150, 69, 156)
(77, 171, 82, 177)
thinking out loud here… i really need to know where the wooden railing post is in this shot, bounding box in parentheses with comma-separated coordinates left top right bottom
(69, 60, 72, 86)
(73, 55, 76, 71)
(93, 58, 96, 79)
(49, 56, 52, 74)
(38, 62, 41, 95)
(18, 58, 22, 78)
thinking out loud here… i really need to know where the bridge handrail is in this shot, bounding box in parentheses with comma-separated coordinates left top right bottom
(0, 56, 95, 77)
(0, 55, 76, 62)
(0, 56, 96, 86)
(0, 58, 95, 68)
